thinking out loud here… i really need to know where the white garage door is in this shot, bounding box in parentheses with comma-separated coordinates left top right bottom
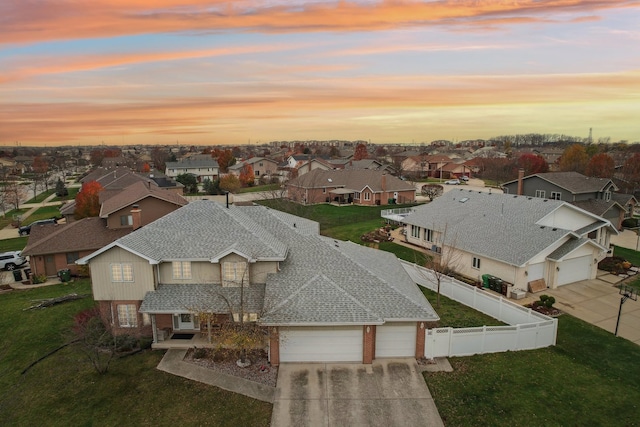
(278, 326, 363, 363)
(557, 256, 592, 286)
(527, 262, 545, 282)
(375, 323, 417, 358)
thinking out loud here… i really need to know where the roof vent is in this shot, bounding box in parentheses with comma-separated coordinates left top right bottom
(513, 195, 517, 198)
(459, 197, 469, 203)
(552, 228, 557, 231)
(540, 226, 545, 229)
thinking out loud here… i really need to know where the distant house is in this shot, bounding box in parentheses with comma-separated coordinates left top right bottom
(502, 171, 633, 229)
(165, 155, 219, 182)
(386, 189, 617, 290)
(287, 169, 415, 205)
(228, 157, 279, 182)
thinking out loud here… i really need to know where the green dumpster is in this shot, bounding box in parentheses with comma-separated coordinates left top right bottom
(58, 269, 71, 282)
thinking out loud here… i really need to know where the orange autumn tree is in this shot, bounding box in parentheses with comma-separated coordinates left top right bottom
(239, 164, 255, 187)
(75, 181, 104, 219)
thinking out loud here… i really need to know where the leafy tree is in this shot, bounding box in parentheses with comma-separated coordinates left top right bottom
(239, 165, 255, 187)
(176, 173, 198, 194)
(622, 153, 640, 193)
(203, 178, 222, 195)
(219, 174, 241, 193)
(216, 149, 236, 173)
(585, 153, 615, 178)
(353, 143, 368, 161)
(421, 184, 443, 201)
(559, 144, 589, 173)
(75, 181, 103, 219)
(141, 163, 151, 173)
(55, 178, 68, 197)
(516, 153, 548, 175)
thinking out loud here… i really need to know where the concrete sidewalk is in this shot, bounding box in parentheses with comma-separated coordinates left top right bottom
(157, 349, 275, 403)
(1, 192, 66, 239)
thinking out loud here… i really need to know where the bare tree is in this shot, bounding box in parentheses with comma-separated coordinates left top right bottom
(3, 180, 27, 211)
(421, 184, 443, 201)
(423, 224, 462, 308)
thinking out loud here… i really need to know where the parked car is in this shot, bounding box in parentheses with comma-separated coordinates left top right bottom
(445, 179, 460, 185)
(460, 176, 469, 181)
(18, 218, 58, 236)
(0, 251, 27, 271)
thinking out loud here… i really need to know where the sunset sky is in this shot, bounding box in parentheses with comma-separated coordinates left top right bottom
(1, 1, 639, 146)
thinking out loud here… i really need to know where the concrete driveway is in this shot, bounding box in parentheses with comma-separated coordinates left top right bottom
(271, 359, 444, 427)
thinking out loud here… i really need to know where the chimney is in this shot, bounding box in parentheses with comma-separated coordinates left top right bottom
(381, 172, 387, 192)
(131, 204, 142, 230)
(517, 168, 524, 195)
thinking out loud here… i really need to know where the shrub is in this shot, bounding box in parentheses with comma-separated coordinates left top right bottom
(193, 347, 208, 359)
(543, 296, 556, 308)
(622, 218, 639, 228)
(31, 274, 47, 284)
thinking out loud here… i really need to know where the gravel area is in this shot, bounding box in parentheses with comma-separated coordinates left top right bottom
(184, 348, 278, 387)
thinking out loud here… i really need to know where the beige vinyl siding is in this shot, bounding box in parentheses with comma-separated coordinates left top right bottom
(159, 261, 220, 284)
(91, 247, 155, 301)
(250, 261, 278, 284)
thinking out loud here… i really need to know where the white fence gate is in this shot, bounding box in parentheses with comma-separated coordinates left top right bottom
(400, 261, 558, 358)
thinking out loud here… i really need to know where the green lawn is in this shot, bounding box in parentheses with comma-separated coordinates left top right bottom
(0, 237, 28, 252)
(237, 183, 281, 193)
(25, 189, 55, 204)
(421, 288, 505, 328)
(0, 209, 29, 229)
(0, 280, 272, 426)
(425, 315, 640, 426)
(613, 245, 640, 266)
(53, 186, 79, 202)
(21, 205, 63, 225)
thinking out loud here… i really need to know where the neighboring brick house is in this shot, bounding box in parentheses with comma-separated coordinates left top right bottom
(22, 218, 130, 277)
(286, 169, 415, 205)
(99, 181, 188, 229)
(502, 171, 633, 229)
(77, 201, 438, 363)
(228, 157, 279, 182)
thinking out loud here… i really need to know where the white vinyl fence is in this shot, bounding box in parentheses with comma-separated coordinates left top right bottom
(400, 261, 558, 359)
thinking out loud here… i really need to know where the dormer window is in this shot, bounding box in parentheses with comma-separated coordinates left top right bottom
(604, 191, 611, 202)
(223, 261, 248, 287)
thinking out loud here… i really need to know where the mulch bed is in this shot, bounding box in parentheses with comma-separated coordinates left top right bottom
(526, 303, 563, 317)
(184, 348, 278, 387)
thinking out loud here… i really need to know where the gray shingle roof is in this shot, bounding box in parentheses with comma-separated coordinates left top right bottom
(403, 190, 571, 266)
(117, 201, 437, 325)
(166, 157, 219, 169)
(140, 284, 265, 314)
(115, 201, 288, 262)
(503, 171, 615, 194)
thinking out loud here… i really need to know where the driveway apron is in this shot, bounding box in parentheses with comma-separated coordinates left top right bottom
(271, 359, 444, 427)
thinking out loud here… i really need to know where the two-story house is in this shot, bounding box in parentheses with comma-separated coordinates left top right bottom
(165, 155, 219, 182)
(502, 171, 634, 229)
(77, 201, 438, 365)
(227, 157, 279, 182)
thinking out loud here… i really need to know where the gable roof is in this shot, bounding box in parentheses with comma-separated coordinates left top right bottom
(165, 156, 219, 169)
(503, 171, 616, 194)
(571, 199, 625, 217)
(83, 201, 438, 325)
(288, 169, 414, 192)
(99, 180, 188, 218)
(403, 189, 612, 267)
(22, 218, 130, 256)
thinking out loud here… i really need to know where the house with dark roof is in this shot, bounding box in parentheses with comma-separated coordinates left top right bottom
(227, 157, 279, 182)
(77, 201, 438, 365)
(501, 171, 632, 229)
(286, 169, 415, 205)
(387, 189, 617, 291)
(22, 218, 130, 277)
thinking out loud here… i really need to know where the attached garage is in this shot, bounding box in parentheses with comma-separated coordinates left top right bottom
(375, 322, 417, 358)
(557, 256, 592, 286)
(527, 262, 545, 282)
(278, 326, 363, 363)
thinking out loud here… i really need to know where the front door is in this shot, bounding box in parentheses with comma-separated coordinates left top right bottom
(173, 313, 199, 330)
(44, 255, 56, 276)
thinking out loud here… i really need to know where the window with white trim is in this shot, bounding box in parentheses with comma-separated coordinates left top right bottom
(535, 190, 546, 198)
(66, 252, 80, 265)
(604, 191, 611, 202)
(354, 192, 360, 200)
(222, 262, 248, 287)
(550, 192, 561, 200)
(172, 261, 192, 279)
(411, 225, 420, 238)
(425, 228, 433, 242)
(472, 257, 481, 269)
(120, 215, 133, 226)
(364, 192, 371, 201)
(117, 304, 138, 327)
(111, 263, 134, 282)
